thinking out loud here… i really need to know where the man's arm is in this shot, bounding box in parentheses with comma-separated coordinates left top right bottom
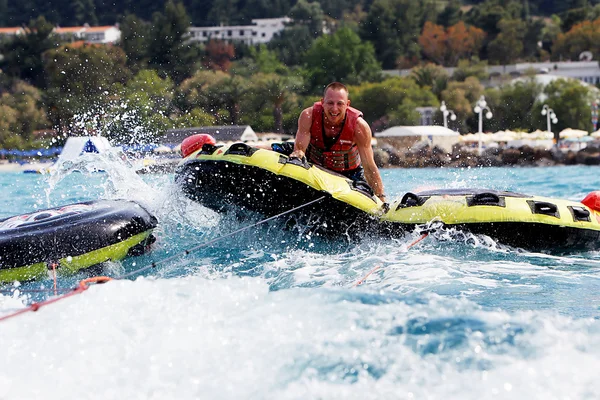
(290, 107, 313, 159)
(354, 118, 385, 201)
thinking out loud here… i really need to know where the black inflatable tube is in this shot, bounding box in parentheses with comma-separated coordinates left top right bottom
(0, 200, 158, 270)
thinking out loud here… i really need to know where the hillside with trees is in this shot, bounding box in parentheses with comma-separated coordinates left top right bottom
(1, 0, 600, 149)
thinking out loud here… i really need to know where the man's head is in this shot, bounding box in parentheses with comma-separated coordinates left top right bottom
(322, 82, 350, 125)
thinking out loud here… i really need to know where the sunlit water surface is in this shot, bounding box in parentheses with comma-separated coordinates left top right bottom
(1, 157, 600, 399)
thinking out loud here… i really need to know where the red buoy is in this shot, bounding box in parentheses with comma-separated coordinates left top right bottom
(180, 134, 216, 158)
(581, 191, 600, 212)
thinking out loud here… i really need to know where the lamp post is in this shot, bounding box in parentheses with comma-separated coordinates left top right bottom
(440, 101, 457, 129)
(473, 95, 492, 155)
(541, 104, 558, 145)
(592, 100, 599, 132)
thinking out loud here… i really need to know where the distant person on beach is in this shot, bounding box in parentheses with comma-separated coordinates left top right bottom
(287, 82, 386, 202)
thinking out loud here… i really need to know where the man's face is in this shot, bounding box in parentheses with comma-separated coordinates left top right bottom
(322, 89, 349, 125)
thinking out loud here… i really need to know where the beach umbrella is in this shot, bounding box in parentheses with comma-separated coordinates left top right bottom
(459, 133, 478, 142)
(491, 130, 517, 142)
(528, 129, 554, 140)
(153, 145, 172, 154)
(560, 128, 588, 138)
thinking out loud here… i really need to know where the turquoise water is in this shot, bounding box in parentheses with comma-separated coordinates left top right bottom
(1, 159, 600, 399)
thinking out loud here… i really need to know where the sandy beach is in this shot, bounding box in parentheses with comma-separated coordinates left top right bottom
(0, 160, 53, 173)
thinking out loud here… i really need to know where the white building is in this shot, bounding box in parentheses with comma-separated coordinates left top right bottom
(386, 60, 600, 87)
(376, 125, 460, 153)
(54, 25, 121, 44)
(188, 17, 291, 45)
(0, 25, 121, 44)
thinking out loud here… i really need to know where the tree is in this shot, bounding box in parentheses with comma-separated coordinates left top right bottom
(560, 7, 591, 32)
(0, 16, 55, 88)
(230, 45, 289, 77)
(552, 18, 600, 61)
(452, 58, 489, 82)
(440, 76, 485, 132)
(119, 13, 152, 73)
(410, 63, 450, 98)
(176, 69, 230, 114)
(108, 69, 175, 144)
(465, 0, 522, 39)
(43, 43, 131, 133)
(484, 78, 544, 132)
(267, 25, 315, 66)
(288, 0, 325, 37)
(419, 21, 485, 66)
(0, 0, 8, 26)
(207, 0, 242, 25)
(70, 0, 98, 25)
(487, 18, 527, 65)
(350, 77, 437, 130)
(418, 22, 447, 65)
(207, 76, 249, 124)
(360, 0, 425, 69)
(543, 78, 595, 137)
(203, 40, 235, 72)
(0, 81, 49, 148)
(437, 0, 463, 27)
(253, 74, 303, 132)
(304, 27, 381, 91)
(147, 1, 200, 83)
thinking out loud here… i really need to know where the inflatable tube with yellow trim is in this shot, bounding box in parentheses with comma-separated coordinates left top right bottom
(0, 200, 158, 283)
(176, 141, 600, 252)
(381, 188, 600, 252)
(175, 142, 385, 237)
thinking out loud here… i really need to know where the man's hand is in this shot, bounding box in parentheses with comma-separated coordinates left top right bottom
(289, 150, 305, 159)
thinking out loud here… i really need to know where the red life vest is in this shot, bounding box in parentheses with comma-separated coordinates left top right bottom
(306, 102, 362, 172)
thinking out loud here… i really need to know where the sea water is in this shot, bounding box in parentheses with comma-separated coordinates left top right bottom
(1, 159, 600, 399)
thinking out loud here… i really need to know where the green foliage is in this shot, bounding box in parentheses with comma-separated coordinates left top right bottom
(360, 0, 425, 69)
(176, 69, 230, 114)
(0, 80, 49, 148)
(42, 43, 131, 132)
(172, 108, 215, 128)
(0, 16, 55, 88)
(304, 27, 381, 91)
(437, 0, 463, 27)
(230, 45, 288, 77)
(119, 14, 152, 73)
(147, 1, 200, 83)
(267, 25, 315, 66)
(248, 73, 303, 132)
(560, 7, 590, 32)
(411, 64, 451, 98)
(465, 0, 523, 38)
(350, 77, 438, 130)
(440, 76, 485, 132)
(543, 78, 597, 135)
(483, 78, 544, 132)
(43, 44, 131, 100)
(487, 18, 526, 65)
(289, 0, 325, 37)
(452, 58, 489, 82)
(110, 69, 175, 143)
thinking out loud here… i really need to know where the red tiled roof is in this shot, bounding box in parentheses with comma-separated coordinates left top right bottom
(85, 26, 115, 32)
(0, 27, 23, 34)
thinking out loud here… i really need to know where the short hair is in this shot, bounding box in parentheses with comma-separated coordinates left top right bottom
(324, 82, 348, 98)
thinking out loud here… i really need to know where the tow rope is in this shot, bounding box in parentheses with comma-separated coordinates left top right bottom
(353, 220, 444, 287)
(0, 195, 328, 322)
(0, 277, 112, 322)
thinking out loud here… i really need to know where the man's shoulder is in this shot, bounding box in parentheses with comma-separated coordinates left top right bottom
(300, 106, 314, 119)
